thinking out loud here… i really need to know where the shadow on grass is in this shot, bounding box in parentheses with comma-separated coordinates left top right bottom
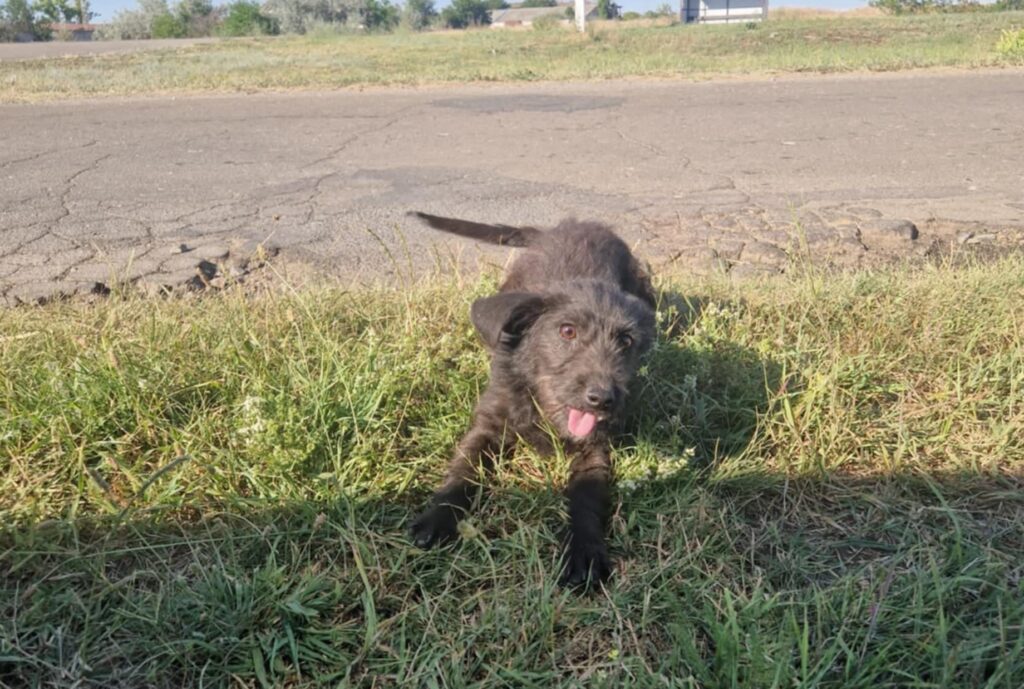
(3, 468, 1021, 687)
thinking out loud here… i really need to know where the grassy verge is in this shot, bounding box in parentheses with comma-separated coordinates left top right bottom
(1, 258, 1022, 687)
(3, 12, 1024, 102)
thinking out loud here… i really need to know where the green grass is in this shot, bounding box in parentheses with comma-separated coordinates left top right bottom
(3, 12, 1024, 102)
(2, 258, 1023, 687)
(997, 27, 1024, 60)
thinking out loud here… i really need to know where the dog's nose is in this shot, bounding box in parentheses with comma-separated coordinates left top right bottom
(585, 386, 616, 411)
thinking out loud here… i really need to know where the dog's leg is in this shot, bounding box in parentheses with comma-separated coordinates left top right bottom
(410, 418, 508, 549)
(561, 444, 613, 587)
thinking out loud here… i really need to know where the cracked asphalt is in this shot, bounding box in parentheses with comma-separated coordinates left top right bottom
(2, 70, 1024, 304)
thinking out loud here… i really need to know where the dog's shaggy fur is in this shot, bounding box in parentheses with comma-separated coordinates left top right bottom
(408, 211, 656, 587)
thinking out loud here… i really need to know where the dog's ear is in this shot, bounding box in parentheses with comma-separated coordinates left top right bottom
(470, 292, 547, 351)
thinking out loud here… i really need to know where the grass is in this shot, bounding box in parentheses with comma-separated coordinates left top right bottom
(997, 27, 1024, 60)
(1, 256, 1022, 687)
(3, 12, 1024, 102)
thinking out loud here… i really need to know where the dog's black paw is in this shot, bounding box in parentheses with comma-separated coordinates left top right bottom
(560, 535, 612, 589)
(410, 505, 460, 550)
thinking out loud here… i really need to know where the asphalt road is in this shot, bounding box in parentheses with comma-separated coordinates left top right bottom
(2, 70, 1024, 303)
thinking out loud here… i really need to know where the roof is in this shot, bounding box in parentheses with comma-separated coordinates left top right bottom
(490, 3, 596, 23)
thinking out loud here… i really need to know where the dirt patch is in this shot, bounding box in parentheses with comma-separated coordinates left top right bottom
(1, 240, 285, 307)
(645, 206, 1024, 281)
(5, 209, 1024, 308)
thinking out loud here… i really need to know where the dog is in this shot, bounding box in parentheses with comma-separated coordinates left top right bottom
(408, 211, 656, 587)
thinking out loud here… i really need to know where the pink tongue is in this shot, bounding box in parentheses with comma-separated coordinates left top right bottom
(567, 408, 597, 438)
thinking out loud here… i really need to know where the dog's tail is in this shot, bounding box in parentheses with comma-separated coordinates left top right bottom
(409, 211, 541, 248)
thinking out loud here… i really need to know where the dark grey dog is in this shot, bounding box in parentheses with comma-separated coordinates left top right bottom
(408, 211, 656, 587)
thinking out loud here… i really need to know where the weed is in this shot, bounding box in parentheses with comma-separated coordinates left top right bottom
(996, 27, 1024, 60)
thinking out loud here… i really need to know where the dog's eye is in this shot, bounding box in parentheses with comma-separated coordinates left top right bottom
(618, 334, 634, 349)
(559, 324, 577, 340)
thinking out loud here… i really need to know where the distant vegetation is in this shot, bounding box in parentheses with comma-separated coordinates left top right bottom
(220, 1, 278, 37)
(5, 0, 1024, 41)
(4, 11, 1024, 99)
(870, 0, 1023, 13)
(439, 0, 491, 28)
(0, 0, 93, 41)
(621, 3, 675, 20)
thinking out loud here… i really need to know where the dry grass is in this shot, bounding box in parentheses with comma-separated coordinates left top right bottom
(2, 11, 1023, 102)
(769, 7, 885, 20)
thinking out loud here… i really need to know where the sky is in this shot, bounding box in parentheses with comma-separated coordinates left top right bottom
(87, 0, 867, 25)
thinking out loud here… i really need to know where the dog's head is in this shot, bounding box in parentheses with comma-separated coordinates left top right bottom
(471, 280, 655, 442)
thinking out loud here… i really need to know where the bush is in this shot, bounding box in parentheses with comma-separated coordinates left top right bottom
(221, 0, 277, 34)
(996, 28, 1024, 60)
(643, 4, 675, 18)
(262, 0, 355, 34)
(402, 0, 435, 30)
(869, 0, 996, 13)
(621, 10, 640, 19)
(151, 12, 187, 36)
(519, 0, 554, 6)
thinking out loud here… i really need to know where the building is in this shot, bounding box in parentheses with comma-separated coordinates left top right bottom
(47, 23, 98, 40)
(490, 3, 598, 29)
(681, 0, 767, 23)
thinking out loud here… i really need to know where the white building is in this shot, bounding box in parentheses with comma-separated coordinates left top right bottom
(490, 3, 598, 28)
(681, 0, 767, 23)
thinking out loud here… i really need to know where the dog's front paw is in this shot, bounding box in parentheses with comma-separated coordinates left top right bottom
(410, 505, 460, 549)
(560, 534, 612, 589)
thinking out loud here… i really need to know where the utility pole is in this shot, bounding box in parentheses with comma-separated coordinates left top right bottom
(575, 0, 585, 32)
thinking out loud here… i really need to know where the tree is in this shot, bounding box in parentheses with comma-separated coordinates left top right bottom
(518, 0, 554, 6)
(440, 0, 489, 27)
(221, 0, 277, 34)
(262, 0, 356, 34)
(33, 0, 75, 22)
(173, 0, 218, 35)
(3, 0, 35, 31)
(595, 0, 619, 19)
(402, 0, 435, 29)
(360, 0, 398, 29)
(150, 11, 185, 35)
(174, 0, 211, 21)
(2, 0, 50, 37)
